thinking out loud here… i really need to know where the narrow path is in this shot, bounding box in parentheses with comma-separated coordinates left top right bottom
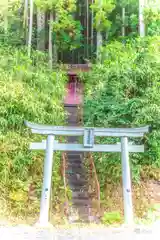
(64, 104, 91, 222)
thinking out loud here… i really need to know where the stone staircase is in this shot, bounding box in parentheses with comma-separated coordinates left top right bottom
(64, 104, 92, 222)
(66, 151, 92, 222)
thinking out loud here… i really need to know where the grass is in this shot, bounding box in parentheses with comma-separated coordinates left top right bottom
(0, 44, 67, 221)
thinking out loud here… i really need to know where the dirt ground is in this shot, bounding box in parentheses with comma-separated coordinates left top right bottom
(0, 180, 160, 226)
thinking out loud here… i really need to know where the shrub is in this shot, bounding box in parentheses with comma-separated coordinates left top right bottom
(0, 44, 67, 219)
(102, 211, 122, 225)
(81, 36, 160, 186)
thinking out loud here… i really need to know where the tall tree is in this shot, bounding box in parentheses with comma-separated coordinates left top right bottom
(0, 0, 9, 35)
(49, 11, 53, 69)
(4, 1, 8, 35)
(24, 0, 29, 44)
(28, 0, 33, 57)
(122, 7, 125, 37)
(53, 13, 58, 64)
(91, 0, 115, 61)
(96, 0, 103, 61)
(37, 8, 45, 51)
(139, 0, 145, 36)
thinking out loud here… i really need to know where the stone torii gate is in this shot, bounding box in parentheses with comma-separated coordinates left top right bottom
(25, 121, 150, 226)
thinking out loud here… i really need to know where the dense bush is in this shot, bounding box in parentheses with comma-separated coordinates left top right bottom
(81, 37, 160, 186)
(0, 44, 67, 219)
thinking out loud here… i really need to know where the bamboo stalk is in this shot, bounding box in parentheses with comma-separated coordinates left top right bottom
(24, 0, 28, 27)
(49, 11, 53, 69)
(139, 0, 145, 37)
(86, 0, 89, 58)
(4, 0, 8, 35)
(53, 13, 58, 64)
(96, 0, 102, 61)
(24, 0, 29, 44)
(28, 0, 33, 58)
(122, 7, 126, 37)
(37, 9, 45, 51)
(91, 0, 94, 53)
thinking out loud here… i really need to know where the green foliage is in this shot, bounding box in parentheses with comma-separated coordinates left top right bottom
(35, 0, 76, 12)
(102, 211, 122, 225)
(35, 0, 83, 51)
(52, 15, 83, 51)
(108, 0, 139, 39)
(136, 203, 160, 224)
(82, 36, 160, 185)
(0, 44, 67, 217)
(0, 0, 83, 53)
(91, 0, 115, 31)
(145, 8, 160, 36)
(0, 0, 23, 46)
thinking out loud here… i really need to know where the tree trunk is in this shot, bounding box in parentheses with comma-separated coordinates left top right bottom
(53, 13, 58, 64)
(28, 0, 33, 57)
(122, 7, 125, 37)
(24, 0, 29, 44)
(91, 0, 94, 53)
(139, 0, 145, 37)
(96, 31, 102, 60)
(37, 8, 45, 51)
(49, 12, 53, 69)
(86, 0, 89, 59)
(3, 0, 8, 36)
(24, 0, 28, 27)
(96, 0, 102, 62)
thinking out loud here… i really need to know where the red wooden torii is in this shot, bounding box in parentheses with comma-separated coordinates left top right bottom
(64, 64, 91, 106)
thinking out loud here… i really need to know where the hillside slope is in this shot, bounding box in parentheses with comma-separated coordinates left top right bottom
(0, 44, 67, 222)
(82, 37, 160, 223)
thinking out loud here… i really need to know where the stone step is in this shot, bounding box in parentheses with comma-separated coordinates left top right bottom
(66, 169, 87, 176)
(67, 156, 82, 161)
(67, 152, 83, 157)
(72, 191, 89, 199)
(67, 159, 82, 164)
(75, 205, 91, 215)
(67, 153, 82, 157)
(68, 177, 88, 184)
(64, 103, 92, 223)
(68, 136, 78, 143)
(72, 198, 91, 206)
(79, 214, 99, 223)
(66, 172, 87, 179)
(67, 151, 83, 155)
(69, 179, 87, 187)
(67, 121, 78, 125)
(69, 185, 88, 191)
(67, 162, 83, 168)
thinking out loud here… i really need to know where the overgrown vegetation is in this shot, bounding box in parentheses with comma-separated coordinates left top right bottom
(0, 44, 67, 220)
(80, 36, 160, 220)
(82, 36, 160, 185)
(0, 0, 160, 225)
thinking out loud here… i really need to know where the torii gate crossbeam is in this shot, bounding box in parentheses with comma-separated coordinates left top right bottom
(25, 121, 150, 226)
